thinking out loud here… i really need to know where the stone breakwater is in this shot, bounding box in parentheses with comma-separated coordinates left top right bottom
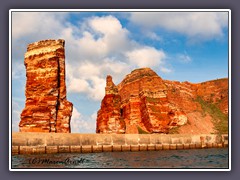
(11, 133, 228, 155)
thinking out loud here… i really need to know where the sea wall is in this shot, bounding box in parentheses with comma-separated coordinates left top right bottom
(11, 133, 228, 155)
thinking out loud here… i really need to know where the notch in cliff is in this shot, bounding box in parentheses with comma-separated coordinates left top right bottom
(19, 39, 73, 133)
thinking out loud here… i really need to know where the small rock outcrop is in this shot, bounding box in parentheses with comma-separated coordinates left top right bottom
(19, 39, 73, 133)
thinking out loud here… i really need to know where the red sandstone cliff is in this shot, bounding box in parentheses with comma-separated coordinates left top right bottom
(96, 68, 228, 134)
(96, 76, 125, 133)
(19, 39, 73, 133)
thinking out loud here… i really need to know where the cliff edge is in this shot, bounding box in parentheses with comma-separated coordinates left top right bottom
(96, 68, 228, 134)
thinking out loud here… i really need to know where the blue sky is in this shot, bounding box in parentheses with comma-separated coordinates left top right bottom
(11, 10, 229, 133)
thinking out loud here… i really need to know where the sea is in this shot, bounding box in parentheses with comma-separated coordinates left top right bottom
(11, 148, 229, 169)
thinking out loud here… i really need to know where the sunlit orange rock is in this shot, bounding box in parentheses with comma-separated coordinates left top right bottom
(117, 68, 187, 133)
(96, 68, 228, 134)
(19, 39, 73, 133)
(96, 75, 125, 133)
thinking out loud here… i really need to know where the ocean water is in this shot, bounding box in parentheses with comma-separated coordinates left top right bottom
(12, 148, 229, 169)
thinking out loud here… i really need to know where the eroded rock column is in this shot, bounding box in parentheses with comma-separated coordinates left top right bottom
(19, 39, 73, 133)
(96, 75, 125, 134)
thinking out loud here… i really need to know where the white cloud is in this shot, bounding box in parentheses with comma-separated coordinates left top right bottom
(67, 59, 130, 101)
(126, 46, 166, 68)
(88, 76, 106, 101)
(77, 31, 108, 60)
(12, 63, 25, 79)
(177, 52, 192, 63)
(12, 12, 68, 40)
(71, 106, 81, 120)
(145, 31, 162, 41)
(160, 67, 172, 73)
(77, 61, 101, 78)
(70, 107, 82, 132)
(12, 100, 22, 132)
(90, 111, 97, 120)
(68, 77, 90, 93)
(130, 12, 228, 40)
(63, 15, 169, 101)
(67, 61, 117, 101)
(89, 15, 124, 35)
(71, 107, 96, 133)
(88, 16, 131, 54)
(69, 15, 131, 62)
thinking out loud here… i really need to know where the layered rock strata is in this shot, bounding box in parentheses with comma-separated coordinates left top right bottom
(96, 68, 228, 134)
(19, 39, 73, 133)
(117, 68, 187, 133)
(96, 76, 125, 133)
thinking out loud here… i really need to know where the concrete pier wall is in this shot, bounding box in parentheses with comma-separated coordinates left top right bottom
(11, 133, 228, 155)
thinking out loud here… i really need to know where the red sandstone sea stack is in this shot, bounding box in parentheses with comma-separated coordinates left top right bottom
(96, 75, 126, 133)
(19, 39, 73, 133)
(96, 68, 228, 134)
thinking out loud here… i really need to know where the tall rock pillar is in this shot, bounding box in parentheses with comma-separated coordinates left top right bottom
(19, 39, 73, 133)
(96, 75, 125, 133)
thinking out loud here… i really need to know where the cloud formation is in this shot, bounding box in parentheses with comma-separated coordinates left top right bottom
(126, 47, 166, 68)
(12, 100, 22, 132)
(177, 52, 192, 63)
(130, 12, 228, 40)
(62, 15, 169, 101)
(71, 107, 96, 133)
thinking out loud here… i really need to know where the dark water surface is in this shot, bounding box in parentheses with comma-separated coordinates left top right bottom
(12, 148, 229, 169)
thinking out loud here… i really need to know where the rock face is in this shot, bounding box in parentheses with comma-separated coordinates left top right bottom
(96, 76, 125, 133)
(19, 39, 73, 133)
(96, 68, 228, 134)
